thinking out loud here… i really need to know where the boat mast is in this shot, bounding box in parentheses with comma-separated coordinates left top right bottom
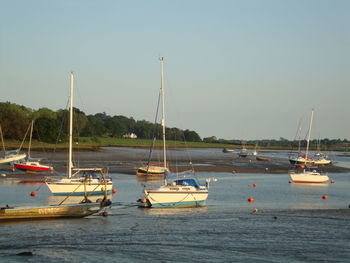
(0, 126, 5, 153)
(68, 72, 74, 178)
(160, 57, 167, 171)
(305, 109, 314, 161)
(28, 120, 34, 158)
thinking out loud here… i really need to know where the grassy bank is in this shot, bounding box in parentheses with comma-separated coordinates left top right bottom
(2, 137, 329, 152)
(3, 137, 237, 151)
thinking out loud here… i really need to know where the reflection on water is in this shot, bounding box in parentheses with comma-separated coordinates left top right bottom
(289, 182, 330, 188)
(47, 194, 114, 205)
(135, 176, 163, 183)
(140, 206, 208, 216)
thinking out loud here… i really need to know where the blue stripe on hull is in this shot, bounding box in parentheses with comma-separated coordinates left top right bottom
(52, 190, 112, 196)
(151, 200, 206, 208)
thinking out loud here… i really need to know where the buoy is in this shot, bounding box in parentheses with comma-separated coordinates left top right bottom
(112, 188, 117, 194)
(252, 183, 257, 188)
(248, 197, 254, 202)
(322, 194, 328, 200)
(139, 198, 148, 203)
(30, 191, 36, 197)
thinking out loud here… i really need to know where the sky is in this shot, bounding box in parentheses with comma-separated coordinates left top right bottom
(1, 0, 349, 140)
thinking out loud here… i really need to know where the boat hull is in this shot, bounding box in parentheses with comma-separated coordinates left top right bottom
(0, 153, 27, 165)
(313, 158, 332, 165)
(46, 181, 113, 196)
(289, 171, 329, 183)
(14, 162, 53, 172)
(136, 166, 168, 176)
(142, 186, 208, 208)
(0, 203, 103, 221)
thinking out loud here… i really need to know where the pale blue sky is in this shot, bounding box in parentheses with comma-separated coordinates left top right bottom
(1, 0, 349, 140)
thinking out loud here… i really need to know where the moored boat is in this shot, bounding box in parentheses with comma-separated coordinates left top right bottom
(0, 200, 111, 221)
(45, 72, 113, 196)
(13, 161, 53, 172)
(137, 58, 212, 208)
(13, 120, 54, 173)
(136, 165, 169, 176)
(288, 109, 330, 183)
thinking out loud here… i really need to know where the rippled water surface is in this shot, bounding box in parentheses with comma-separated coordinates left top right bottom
(1, 151, 350, 262)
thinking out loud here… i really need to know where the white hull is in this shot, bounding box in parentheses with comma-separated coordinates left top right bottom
(289, 170, 329, 183)
(46, 178, 113, 196)
(313, 158, 332, 165)
(0, 153, 26, 164)
(143, 185, 208, 208)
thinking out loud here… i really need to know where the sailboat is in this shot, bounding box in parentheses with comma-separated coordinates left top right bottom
(313, 136, 332, 165)
(238, 143, 248, 157)
(0, 125, 27, 165)
(45, 72, 113, 196)
(138, 58, 211, 208)
(289, 109, 329, 183)
(13, 120, 54, 172)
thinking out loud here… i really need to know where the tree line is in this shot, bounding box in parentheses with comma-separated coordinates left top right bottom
(0, 102, 201, 143)
(1, 101, 348, 150)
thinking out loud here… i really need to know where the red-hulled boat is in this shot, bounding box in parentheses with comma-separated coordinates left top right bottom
(13, 161, 53, 172)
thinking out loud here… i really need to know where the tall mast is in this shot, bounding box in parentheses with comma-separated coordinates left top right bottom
(28, 120, 34, 158)
(160, 57, 167, 170)
(68, 72, 74, 178)
(305, 109, 314, 160)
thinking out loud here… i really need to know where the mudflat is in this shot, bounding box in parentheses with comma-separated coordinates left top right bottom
(11, 147, 349, 175)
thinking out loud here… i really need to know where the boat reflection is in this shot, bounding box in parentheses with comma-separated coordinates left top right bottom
(47, 194, 113, 205)
(140, 206, 208, 215)
(136, 176, 164, 183)
(290, 182, 329, 188)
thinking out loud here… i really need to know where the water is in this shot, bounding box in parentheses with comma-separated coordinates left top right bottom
(1, 157, 350, 262)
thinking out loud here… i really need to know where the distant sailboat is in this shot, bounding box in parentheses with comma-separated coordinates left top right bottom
(46, 72, 113, 196)
(289, 109, 329, 183)
(138, 58, 211, 208)
(13, 120, 54, 173)
(0, 125, 26, 165)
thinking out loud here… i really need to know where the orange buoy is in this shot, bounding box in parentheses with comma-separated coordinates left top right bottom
(30, 191, 36, 197)
(248, 197, 254, 202)
(322, 194, 328, 200)
(112, 188, 117, 194)
(252, 183, 257, 188)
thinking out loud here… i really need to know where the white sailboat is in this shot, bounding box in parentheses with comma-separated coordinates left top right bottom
(46, 72, 113, 196)
(0, 125, 26, 165)
(138, 58, 211, 208)
(289, 109, 329, 183)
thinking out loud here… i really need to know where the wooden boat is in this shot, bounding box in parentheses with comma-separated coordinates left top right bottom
(13, 120, 54, 172)
(45, 73, 113, 195)
(137, 58, 212, 208)
(0, 200, 111, 221)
